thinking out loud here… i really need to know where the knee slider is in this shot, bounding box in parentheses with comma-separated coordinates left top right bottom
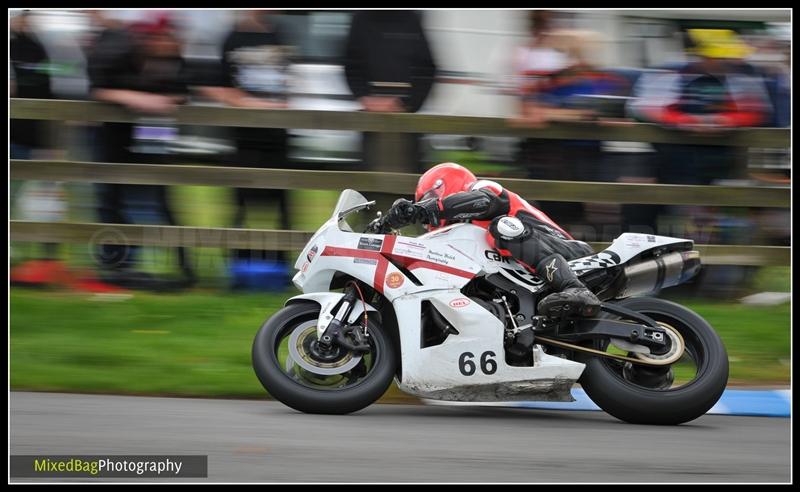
(489, 215, 529, 242)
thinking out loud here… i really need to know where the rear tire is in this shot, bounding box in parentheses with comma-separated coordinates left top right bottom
(252, 302, 397, 414)
(578, 297, 728, 425)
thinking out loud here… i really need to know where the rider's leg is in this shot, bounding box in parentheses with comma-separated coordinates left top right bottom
(488, 215, 600, 318)
(533, 253, 601, 318)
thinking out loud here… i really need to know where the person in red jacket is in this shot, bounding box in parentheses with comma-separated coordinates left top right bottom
(386, 162, 601, 319)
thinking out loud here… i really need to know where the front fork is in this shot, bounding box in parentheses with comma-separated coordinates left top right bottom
(317, 285, 371, 354)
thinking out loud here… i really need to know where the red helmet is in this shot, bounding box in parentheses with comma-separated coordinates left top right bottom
(415, 162, 477, 203)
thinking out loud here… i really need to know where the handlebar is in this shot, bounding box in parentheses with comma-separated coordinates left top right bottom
(364, 201, 418, 234)
(365, 214, 391, 234)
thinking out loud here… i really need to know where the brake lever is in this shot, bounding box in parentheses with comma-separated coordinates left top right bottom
(365, 212, 390, 234)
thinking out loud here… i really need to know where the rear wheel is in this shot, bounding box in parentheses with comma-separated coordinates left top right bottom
(252, 302, 397, 414)
(577, 297, 728, 425)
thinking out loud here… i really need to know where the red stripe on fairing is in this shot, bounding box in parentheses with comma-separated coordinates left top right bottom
(373, 236, 396, 293)
(383, 234, 475, 280)
(322, 235, 475, 290)
(321, 246, 381, 260)
(381, 234, 397, 254)
(407, 261, 475, 279)
(373, 258, 388, 294)
(321, 245, 387, 292)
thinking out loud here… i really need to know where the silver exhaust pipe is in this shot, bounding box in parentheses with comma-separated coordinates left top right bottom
(617, 251, 701, 298)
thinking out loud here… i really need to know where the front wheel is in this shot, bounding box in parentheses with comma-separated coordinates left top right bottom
(252, 302, 397, 414)
(577, 297, 729, 425)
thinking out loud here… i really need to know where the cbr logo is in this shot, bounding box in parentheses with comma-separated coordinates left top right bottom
(484, 250, 509, 263)
(449, 298, 471, 308)
(307, 245, 318, 262)
(385, 272, 405, 289)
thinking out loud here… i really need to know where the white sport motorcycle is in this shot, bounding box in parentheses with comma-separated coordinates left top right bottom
(253, 190, 729, 425)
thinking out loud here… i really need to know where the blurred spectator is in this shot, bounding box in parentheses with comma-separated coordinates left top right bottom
(9, 10, 68, 286)
(627, 28, 773, 185)
(10, 10, 54, 159)
(510, 10, 627, 232)
(86, 12, 196, 290)
(343, 10, 437, 174)
(197, 10, 293, 289)
(627, 29, 774, 297)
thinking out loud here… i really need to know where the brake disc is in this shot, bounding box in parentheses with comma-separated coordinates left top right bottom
(286, 320, 363, 376)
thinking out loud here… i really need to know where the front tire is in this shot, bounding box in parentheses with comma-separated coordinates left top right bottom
(252, 302, 397, 414)
(578, 297, 729, 425)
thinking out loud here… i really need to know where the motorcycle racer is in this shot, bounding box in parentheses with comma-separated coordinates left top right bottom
(386, 162, 601, 319)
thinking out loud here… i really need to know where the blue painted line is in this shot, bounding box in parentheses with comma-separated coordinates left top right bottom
(511, 388, 790, 417)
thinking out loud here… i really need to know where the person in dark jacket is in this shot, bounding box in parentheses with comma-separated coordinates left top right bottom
(86, 13, 196, 290)
(198, 10, 293, 276)
(343, 11, 437, 174)
(10, 10, 53, 159)
(627, 28, 772, 185)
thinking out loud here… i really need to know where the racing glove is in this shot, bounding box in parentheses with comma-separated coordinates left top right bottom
(386, 198, 418, 229)
(386, 198, 441, 229)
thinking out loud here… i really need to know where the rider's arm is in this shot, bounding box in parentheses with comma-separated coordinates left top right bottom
(414, 182, 511, 227)
(439, 188, 510, 222)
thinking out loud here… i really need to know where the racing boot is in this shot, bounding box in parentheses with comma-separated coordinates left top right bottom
(536, 254, 601, 319)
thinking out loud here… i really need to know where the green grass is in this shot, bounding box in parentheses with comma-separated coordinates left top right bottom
(10, 288, 790, 401)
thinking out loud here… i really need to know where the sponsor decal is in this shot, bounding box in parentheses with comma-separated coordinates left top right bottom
(484, 250, 510, 263)
(394, 239, 428, 259)
(647, 235, 656, 243)
(385, 272, 405, 289)
(306, 245, 318, 262)
(358, 237, 383, 251)
(301, 262, 310, 273)
(354, 257, 378, 265)
(500, 217, 520, 230)
(449, 298, 471, 308)
(425, 250, 456, 265)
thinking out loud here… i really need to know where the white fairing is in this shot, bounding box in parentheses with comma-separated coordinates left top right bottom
(287, 191, 695, 402)
(392, 291, 584, 401)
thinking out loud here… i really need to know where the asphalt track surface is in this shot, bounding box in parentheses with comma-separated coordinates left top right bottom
(10, 392, 791, 483)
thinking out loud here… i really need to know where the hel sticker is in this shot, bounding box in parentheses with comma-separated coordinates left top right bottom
(301, 262, 310, 272)
(307, 245, 318, 262)
(354, 257, 378, 265)
(449, 298, 471, 308)
(358, 237, 383, 251)
(385, 272, 405, 289)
